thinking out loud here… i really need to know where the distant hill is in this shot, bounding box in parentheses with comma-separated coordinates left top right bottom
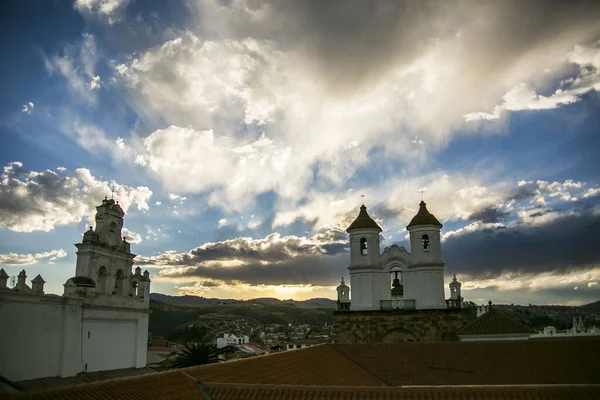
(148, 295, 337, 339)
(150, 293, 337, 309)
(581, 300, 600, 312)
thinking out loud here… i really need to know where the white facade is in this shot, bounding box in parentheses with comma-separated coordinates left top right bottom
(217, 333, 250, 349)
(342, 202, 460, 311)
(0, 197, 151, 382)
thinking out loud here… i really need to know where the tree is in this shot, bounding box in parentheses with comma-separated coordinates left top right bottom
(172, 343, 220, 368)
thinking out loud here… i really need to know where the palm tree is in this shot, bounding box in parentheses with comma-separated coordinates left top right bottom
(172, 343, 220, 368)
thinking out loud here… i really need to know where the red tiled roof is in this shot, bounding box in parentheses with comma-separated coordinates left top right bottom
(7, 370, 203, 400)
(456, 307, 532, 335)
(407, 201, 442, 228)
(203, 383, 600, 400)
(8, 339, 600, 400)
(347, 205, 382, 232)
(185, 344, 385, 387)
(332, 339, 600, 386)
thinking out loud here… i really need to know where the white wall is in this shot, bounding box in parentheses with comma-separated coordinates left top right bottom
(0, 291, 149, 382)
(0, 293, 82, 381)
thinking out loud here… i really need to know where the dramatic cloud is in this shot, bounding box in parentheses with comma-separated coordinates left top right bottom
(0, 249, 67, 266)
(0, 162, 152, 232)
(138, 230, 348, 286)
(443, 207, 600, 277)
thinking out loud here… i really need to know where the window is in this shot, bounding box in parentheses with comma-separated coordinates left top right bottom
(114, 269, 125, 295)
(421, 234, 430, 251)
(360, 238, 368, 255)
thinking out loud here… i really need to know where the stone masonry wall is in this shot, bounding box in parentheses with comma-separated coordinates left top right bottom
(334, 310, 471, 344)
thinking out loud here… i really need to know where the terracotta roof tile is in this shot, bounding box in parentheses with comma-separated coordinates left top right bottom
(332, 339, 600, 386)
(407, 201, 442, 228)
(203, 383, 600, 400)
(7, 370, 205, 400)
(8, 340, 600, 400)
(347, 205, 382, 232)
(186, 344, 386, 387)
(456, 307, 532, 335)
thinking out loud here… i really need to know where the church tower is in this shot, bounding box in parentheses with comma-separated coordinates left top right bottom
(404, 201, 446, 309)
(347, 205, 389, 310)
(336, 277, 351, 311)
(67, 197, 150, 303)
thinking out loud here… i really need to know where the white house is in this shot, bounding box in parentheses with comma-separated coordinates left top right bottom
(217, 333, 250, 349)
(0, 197, 151, 382)
(338, 201, 461, 311)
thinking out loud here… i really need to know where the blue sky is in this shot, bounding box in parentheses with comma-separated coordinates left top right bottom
(1, 0, 600, 305)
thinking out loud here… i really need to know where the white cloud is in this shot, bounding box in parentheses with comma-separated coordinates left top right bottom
(167, 193, 187, 201)
(44, 34, 101, 102)
(588, 281, 598, 288)
(74, 0, 130, 24)
(21, 102, 34, 114)
(89, 75, 101, 90)
(122, 227, 142, 244)
(218, 218, 228, 228)
(0, 162, 152, 232)
(583, 187, 600, 199)
(0, 249, 67, 266)
(464, 83, 590, 121)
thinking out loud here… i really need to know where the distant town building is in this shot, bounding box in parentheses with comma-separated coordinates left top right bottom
(0, 197, 151, 382)
(217, 333, 250, 349)
(286, 338, 326, 350)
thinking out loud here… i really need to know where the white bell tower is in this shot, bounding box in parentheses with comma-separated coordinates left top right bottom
(336, 277, 351, 311)
(347, 205, 388, 311)
(404, 201, 446, 309)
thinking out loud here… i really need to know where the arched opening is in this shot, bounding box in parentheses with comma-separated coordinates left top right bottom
(131, 280, 139, 297)
(421, 234, 430, 251)
(98, 266, 108, 293)
(382, 328, 417, 343)
(360, 238, 368, 255)
(109, 221, 117, 233)
(114, 269, 125, 295)
(390, 265, 403, 297)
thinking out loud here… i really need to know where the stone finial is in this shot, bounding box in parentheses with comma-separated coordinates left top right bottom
(15, 270, 32, 292)
(143, 270, 151, 281)
(0, 268, 8, 290)
(32, 274, 46, 294)
(135, 266, 142, 275)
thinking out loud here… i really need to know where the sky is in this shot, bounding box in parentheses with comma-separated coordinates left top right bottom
(1, 0, 600, 305)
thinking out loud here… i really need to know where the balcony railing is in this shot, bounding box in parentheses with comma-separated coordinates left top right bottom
(381, 299, 416, 311)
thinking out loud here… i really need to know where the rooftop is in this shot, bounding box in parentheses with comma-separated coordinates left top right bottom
(456, 307, 532, 335)
(7, 339, 600, 399)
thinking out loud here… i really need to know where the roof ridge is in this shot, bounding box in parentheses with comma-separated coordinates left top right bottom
(202, 382, 600, 390)
(328, 344, 391, 386)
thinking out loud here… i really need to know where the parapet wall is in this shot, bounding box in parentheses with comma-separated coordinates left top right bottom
(334, 309, 471, 344)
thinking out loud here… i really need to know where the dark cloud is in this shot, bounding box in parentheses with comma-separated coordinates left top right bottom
(0, 162, 152, 232)
(508, 186, 536, 201)
(139, 229, 350, 286)
(468, 207, 510, 223)
(160, 254, 348, 286)
(195, 0, 600, 96)
(444, 209, 600, 277)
